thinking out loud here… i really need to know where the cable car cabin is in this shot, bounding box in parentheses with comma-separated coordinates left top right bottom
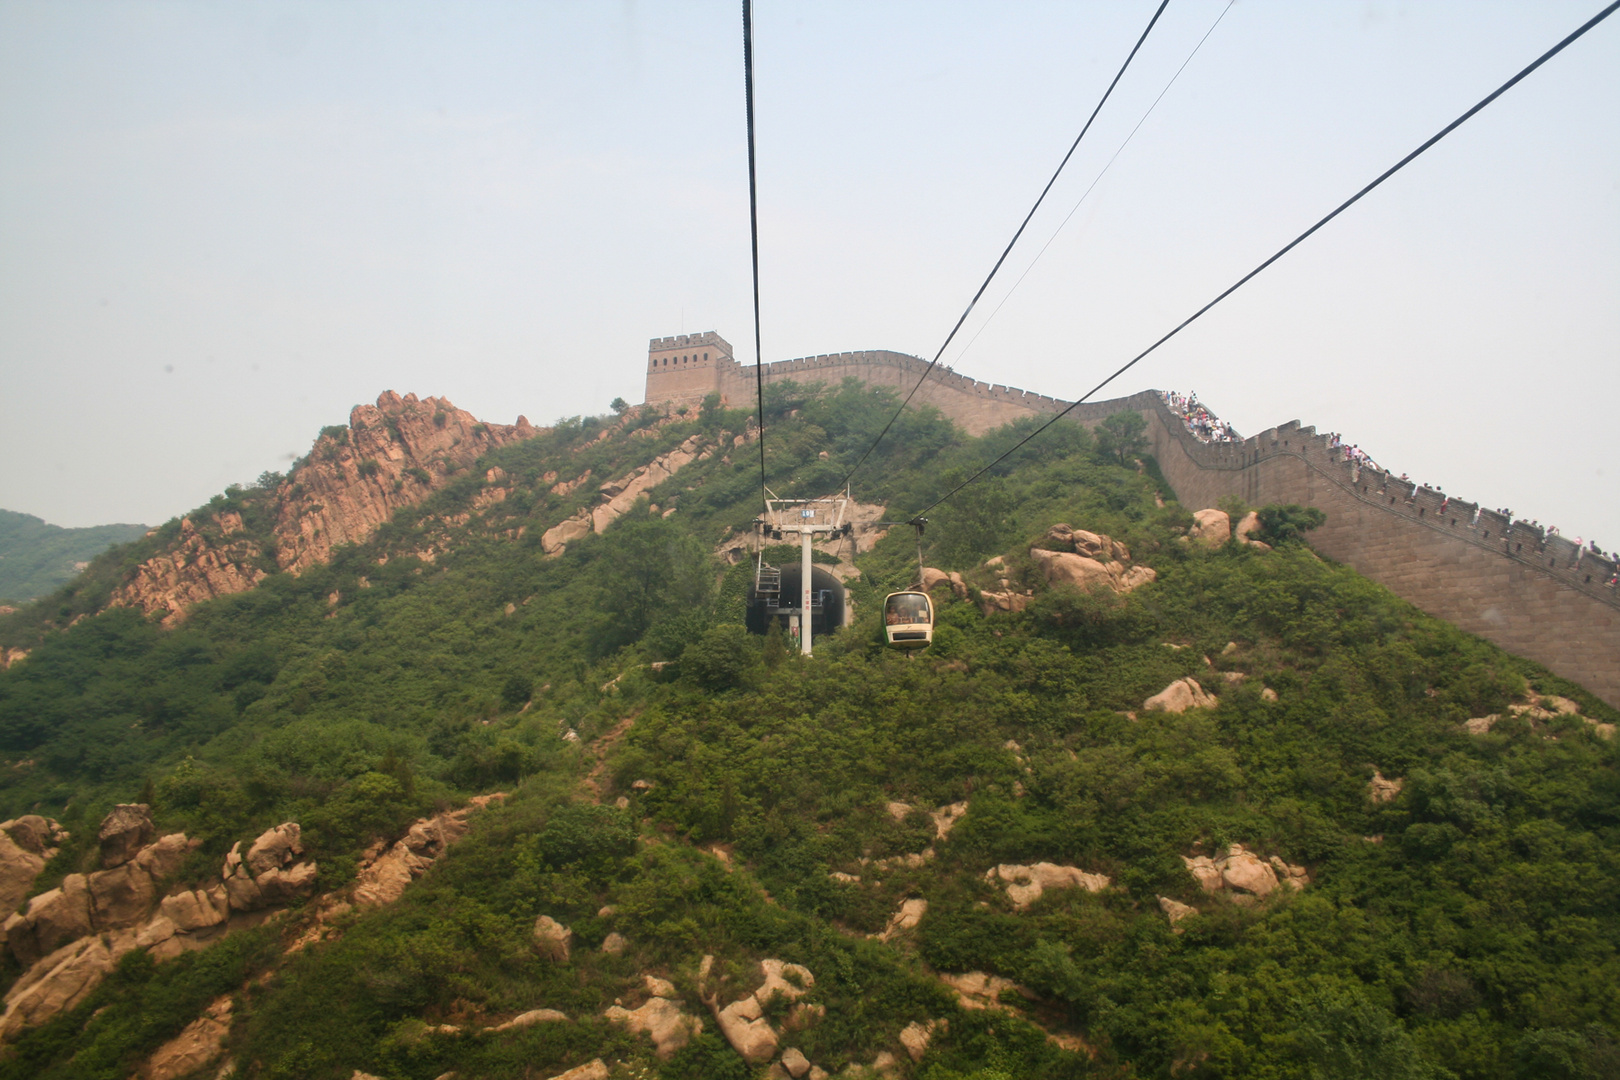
(883, 591, 933, 649)
(746, 563, 847, 639)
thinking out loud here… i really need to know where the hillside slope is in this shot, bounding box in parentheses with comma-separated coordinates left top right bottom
(0, 381, 1615, 1080)
(0, 510, 147, 605)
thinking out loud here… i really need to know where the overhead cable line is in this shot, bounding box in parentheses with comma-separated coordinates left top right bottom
(743, 0, 768, 514)
(948, 0, 1236, 373)
(834, 0, 1171, 492)
(908, 0, 1620, 521)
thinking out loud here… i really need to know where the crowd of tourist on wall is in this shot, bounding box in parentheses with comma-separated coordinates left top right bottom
(1161, 392, 1617, 588)
(1161, 391, 1240, 444)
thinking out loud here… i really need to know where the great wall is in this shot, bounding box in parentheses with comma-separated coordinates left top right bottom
(645, 333, 1620, 708)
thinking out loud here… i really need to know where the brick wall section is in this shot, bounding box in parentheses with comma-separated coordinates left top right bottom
(1139, 396, 1620, 708)
(643, 342, 1620, 706)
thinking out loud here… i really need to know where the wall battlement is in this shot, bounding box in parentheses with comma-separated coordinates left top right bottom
(639, 336, 1620, 705)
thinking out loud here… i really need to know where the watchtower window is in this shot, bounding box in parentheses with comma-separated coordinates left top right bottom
(703, 352, 709, 361)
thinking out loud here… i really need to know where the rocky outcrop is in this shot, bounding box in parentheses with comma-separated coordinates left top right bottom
(1158, 896, 1198, 931)
(544, 1062, 609, 1080)
(275, 393, 536, 575)
(900, 1019, 943, 1062)
(1, 931, 135, 1040)
(110, 517, 269, 626)
(538, 434, 713, 557)
(1026, 525, 1157, 598)
(0, 647, 28, 671)
(0, 815, 66, 913)
(700, 956, 817, 1066)
(352, 795, 503, 907)
(533, 915, 573, 962)
(1143, 678, 1218, 714)
(984, 863, 1110, 909)
(111, 393, 538, 623)
(876, 898, 927, 942)
(604, 975, 703, 1059)
(940, 971, 1034, 1012)
(1, 813, 318, 1041)
(1182, 845, 1308, 902)
(1187, 509, 1231, 547)
(140, 995, 233, 1080)
(920, 567, 969, 600)
(1368, 771, 1404, 803)
(930, 801, 969, 839)
(98, 803, 156, 868)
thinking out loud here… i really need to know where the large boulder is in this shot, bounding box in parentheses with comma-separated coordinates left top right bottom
(1143, 678, 1218, 714)
(533, 915, 573, 962)
(1181, 844, 1306, 901)
(98, 804, 155, 869)
(1158, 896, 1198, 931)
(87, 861, 159, 930)
(715, 994, 778, 1064)
(604, 996, 701, 1059)
(140, 995, 233, 1080)
(0, 815, 63, 857)
(0, 831, 47, 914)
(244, 823, 302, 876)
(985, 863, 1110, 910)
(1, 929, 138, 1040)
(1368, 771, 1404, 804)
(159, 888, 228, 932)
(8, 874, 93, 966)
(1029, 546, 1156, 597)
(256, 861, 318, 904)
(541, 513, 594, 557)
(1188, 509, 1231, 548)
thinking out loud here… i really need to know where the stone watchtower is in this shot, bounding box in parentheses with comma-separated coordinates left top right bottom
(644, 331, 735, 411)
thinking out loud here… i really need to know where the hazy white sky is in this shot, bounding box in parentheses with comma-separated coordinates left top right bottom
(2, 1, 1617, 547)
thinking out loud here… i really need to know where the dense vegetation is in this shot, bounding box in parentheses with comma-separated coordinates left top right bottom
(0, 509, 148, 604)
(0, 381, 1616, 1080)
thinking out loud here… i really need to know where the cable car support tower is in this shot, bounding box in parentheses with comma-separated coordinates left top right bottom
(756, 493, 851, 657)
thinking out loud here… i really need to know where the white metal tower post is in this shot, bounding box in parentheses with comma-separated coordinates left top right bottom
(763, 495, 846, 658)
(800, 519, 814, 656)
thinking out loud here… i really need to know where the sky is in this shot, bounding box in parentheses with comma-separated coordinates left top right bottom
(2, 1, 1617, 546)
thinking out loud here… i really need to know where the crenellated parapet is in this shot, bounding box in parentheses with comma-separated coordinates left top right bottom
(638, 333, 1619, 703)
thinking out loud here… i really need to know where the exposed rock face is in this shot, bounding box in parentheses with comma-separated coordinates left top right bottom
(1158, 896, 1198, 931)
(1025, 526, 1157, 599)
(141, 995, 233, 1080)
(98, 803, 156, 868)
(605, 993, 702, 1059)
(920, 567, 969, 600)
(276, 393, 535, 575)
(985, 863, 1110, 909)
(533, 915, 573, 962)
(1144, 678, 1218, 714)
(1463, 714, 1499, 735)
(544, 1062, 609, 1080)
(601, 931, 627, 956)
(1188, 509, 1231, 547)
(111, 393, 538, 623)
(700, 956, 816, 1066)
(6, 874, 94, 966)
(2, 814, 68, 857)
(1368, 771, 1405, 803)
(0, 648, 28, 671)
(931, 801, 969, 839)
(352, 797, 503, 906)
(540, 512, 594, 556)
(900, 1020, 943, 1062)
(0, 828, 50, 914)
(876, 898, 928, 942)
(1182, 844, 1308, 901)
(940, 971, 1033, 1012)
(537, 434, 713, 558)
(1, 931, 136, 1040)
(221, 824, 317, 912)
(111, 517, 269, 627)
(492, 1008, 570, 1032)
